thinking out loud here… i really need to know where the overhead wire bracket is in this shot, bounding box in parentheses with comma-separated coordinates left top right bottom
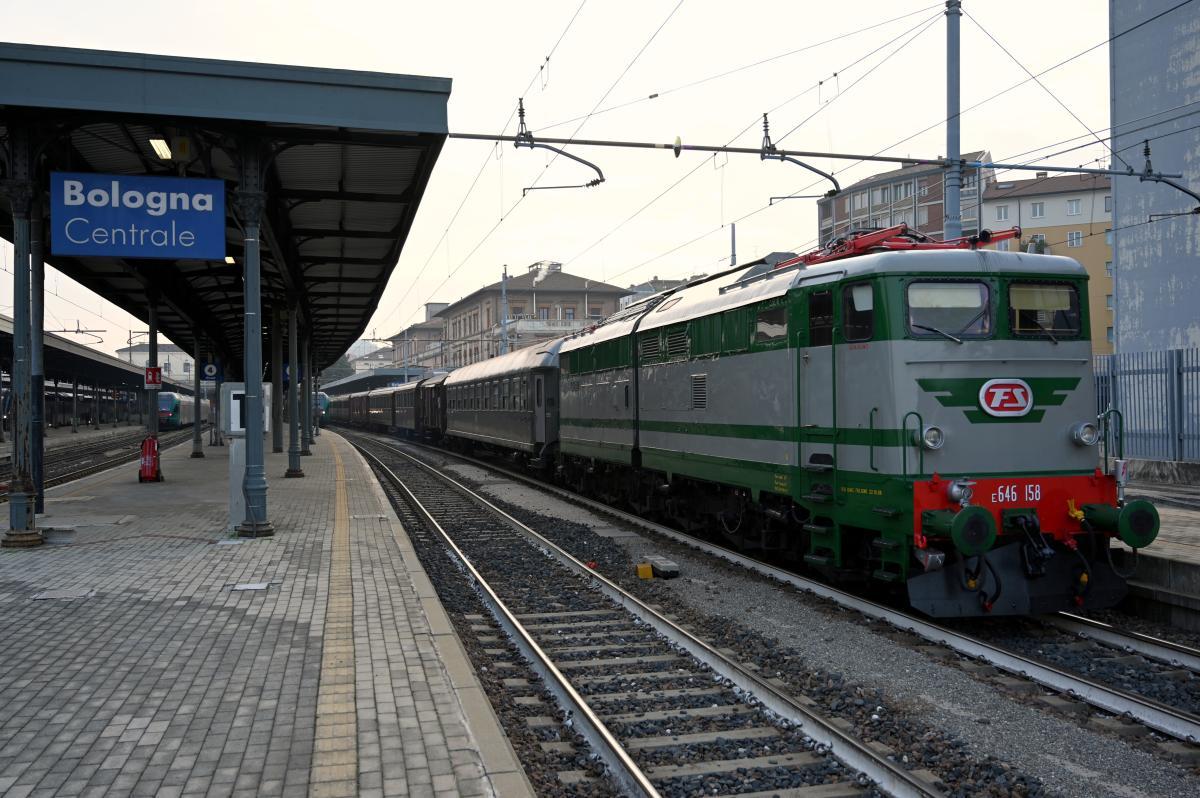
(760, 113, 840, 197)
(513, 99, 605, 196)
(1139, 140, 1200, 217)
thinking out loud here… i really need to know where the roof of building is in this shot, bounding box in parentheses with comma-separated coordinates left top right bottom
(837, 150, 990, 193)
(388, 317, 444, 340)
(435, 268, 626, 320)
(117, 343, 187, 354)
(350, 349, 392, 363)
(983, 173, 1111, 201)
(626, 277, 689, 293)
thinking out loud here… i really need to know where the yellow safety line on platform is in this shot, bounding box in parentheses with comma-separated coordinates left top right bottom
(309, 443, 358, 797)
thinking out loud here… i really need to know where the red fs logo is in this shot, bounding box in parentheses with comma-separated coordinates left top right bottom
(978, 378, 1033, 418)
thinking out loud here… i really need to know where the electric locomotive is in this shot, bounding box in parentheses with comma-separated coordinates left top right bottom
(157, 391, 202, 429)
(557, 225, 1157, 617)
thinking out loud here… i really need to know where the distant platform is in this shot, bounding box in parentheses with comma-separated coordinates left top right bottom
(0, 430, 532, 797)
(1115, 481, 1200, 629)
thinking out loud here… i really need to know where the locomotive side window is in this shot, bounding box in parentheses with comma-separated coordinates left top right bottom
(754, 306, 787, 344)
(842, 282, 874, 342)
(1009, 282, 1081, 338)
(908, 281, 991, 339)
(808, 291, 834, 346)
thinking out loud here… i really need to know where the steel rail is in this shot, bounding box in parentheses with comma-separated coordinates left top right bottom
(354, 444, 662, 798)
(1049, 612, 1200, 673)
(378, 434, 1200, 744)
(352, 434, 942, 798)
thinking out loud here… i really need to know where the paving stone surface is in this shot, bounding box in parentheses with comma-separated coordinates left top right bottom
(0, 430, 510, 797)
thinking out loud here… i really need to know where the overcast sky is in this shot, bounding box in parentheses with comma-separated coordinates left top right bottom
(2, 0, 1121, 358)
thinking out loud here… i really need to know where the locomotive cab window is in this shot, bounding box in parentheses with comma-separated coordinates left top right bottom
(808, 290, 834, 346)
(842, 282, 874, 342)
(908, 281, 991, 339)
(754, 306, 787, 344)
(1009, 282, 1081, 339)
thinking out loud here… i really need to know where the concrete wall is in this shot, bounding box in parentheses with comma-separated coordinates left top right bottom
(1111, 0, 1200, 353)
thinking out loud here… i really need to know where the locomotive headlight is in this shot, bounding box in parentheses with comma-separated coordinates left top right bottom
(920, 425, 945, 450)
(1070, 421, 1100, 447)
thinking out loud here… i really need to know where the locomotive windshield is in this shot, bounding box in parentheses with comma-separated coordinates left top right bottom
(907, 281, 991, 339)
(1009, 282, 1081, 338)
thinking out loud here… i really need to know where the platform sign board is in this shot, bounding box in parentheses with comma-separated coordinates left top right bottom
(199, 360, 223, 383)
(220, 382, 271, 437)
(144, 367, 162, 389)
(50, 172, 226, 260)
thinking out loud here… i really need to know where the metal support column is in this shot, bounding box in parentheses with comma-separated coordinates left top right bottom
(31, 201, 45, 513)
(3, 127, 39, 546)
(285, 307, 304, 478)
(72, 378, 79, 433)
(943, 0, 963, 240)
(191, 331, 204, 458)
(148, 302, 159, 439)
(236, 144, 273, 536)
(93, 386, 100, 430)
(270, 307, 283, 453)
(300, 333, 312, 456)
(313, 365, 321, 437)
(0, 372, 6, 444)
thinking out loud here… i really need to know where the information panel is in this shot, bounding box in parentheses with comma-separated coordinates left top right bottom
(50, 172, 225, 260)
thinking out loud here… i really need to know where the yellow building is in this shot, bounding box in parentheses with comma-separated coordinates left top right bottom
(982, 174, 1113, 353)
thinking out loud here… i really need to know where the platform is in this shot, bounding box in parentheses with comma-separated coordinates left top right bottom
(0, 420, 149, 461)
(1111, 482, 1200, 629)
(0, 430, 532, 798)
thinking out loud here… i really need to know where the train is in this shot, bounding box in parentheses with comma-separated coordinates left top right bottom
(331, 224, 1160, 618)
(157, 391, 208, 429)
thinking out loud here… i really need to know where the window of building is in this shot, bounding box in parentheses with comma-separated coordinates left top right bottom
(183, 361, 191, 373)
(854, 191, 868, 210)
(1067, 230, 1083, 248)
(918, 180, 929, 197)
(1104, 195, 1112, 213)
(917, 206, 929, 226)
(997, 240, 1010, 251)
(1067, 198, 1081, 216)
(511, 304, 524, 317)
(1106, 294, 1113, 309)
(1107, 326, 1114, 343)
(1106, 261, 1113, 276)
(1030, 201, 1045, 218)
(873, 186, 890, 204)
(995, 205, 1009, 221)
(538, 306, 550, 320)
(895, 182, 912, 200)
(589, 305, 602, 318)
(1105, 228, 1113, 245)
(163, 362, 171, 374)
(1031, 233, 1046, 244)
(564, 307, 575, 320)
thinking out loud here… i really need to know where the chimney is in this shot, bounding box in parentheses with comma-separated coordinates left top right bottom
(1036, 171, 1048, 179)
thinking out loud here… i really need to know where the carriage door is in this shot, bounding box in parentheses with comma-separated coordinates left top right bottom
(799, 289, 836, 478)
(534, 374, 546, 444)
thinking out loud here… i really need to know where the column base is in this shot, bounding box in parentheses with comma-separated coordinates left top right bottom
(285, 468, 305, 478)
(273, 447, 283, 454)
(190, 451, 206, 459)
(2, 531, 44, 548)
(300, 449, 312, 456)
(236, 522, 275, 538)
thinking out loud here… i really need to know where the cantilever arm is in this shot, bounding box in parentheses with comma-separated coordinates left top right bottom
(514, 136, 605, 195)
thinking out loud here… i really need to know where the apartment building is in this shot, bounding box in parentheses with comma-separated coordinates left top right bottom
(816, 150, 993, 244)
(389, 303, 448, 371)
(981, 173, 1113, 353)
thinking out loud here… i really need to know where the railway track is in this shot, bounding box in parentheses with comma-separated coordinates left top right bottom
(346, 429, 1200, 753)
(348, 431, 943, 798)
(0, 427, 202, 501)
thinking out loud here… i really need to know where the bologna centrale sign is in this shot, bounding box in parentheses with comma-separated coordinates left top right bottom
(50, 172, 225, 260)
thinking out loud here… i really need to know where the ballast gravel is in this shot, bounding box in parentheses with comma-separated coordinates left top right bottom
(442, 460, 1200, 798)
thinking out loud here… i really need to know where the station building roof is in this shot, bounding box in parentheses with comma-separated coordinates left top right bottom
(0, 42, 451, 374)
(0, 314, 189, 392)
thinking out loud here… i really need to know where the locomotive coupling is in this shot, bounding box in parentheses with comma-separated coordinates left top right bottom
(920, 506, 996, 556)
(1082, 500, 1160, 549)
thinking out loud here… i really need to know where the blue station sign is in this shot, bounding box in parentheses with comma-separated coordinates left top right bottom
(50, 172, 225, 260)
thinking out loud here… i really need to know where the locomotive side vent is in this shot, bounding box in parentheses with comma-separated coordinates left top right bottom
(691, 373, 708, 410)
(666, 329, 689, 359)
(640, 333, 661, 360)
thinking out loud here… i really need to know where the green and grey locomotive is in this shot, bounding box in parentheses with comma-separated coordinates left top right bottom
(557, 225, 1158, 617)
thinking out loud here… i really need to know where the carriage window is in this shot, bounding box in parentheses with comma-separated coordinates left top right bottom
(754, 306, 787, 344)
(843, 283, 874, 342)
(1009, 282, 1081, 338)
(908, 281, 991, 339)
(808, 291, 834, 347)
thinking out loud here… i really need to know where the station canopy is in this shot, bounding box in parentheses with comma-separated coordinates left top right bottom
(0, 43, 451, 373)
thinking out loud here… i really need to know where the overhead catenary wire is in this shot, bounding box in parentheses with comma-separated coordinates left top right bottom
(962, 8, 1130, 170)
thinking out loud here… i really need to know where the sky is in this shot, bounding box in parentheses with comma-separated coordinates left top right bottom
(1, 0, 1122, 358)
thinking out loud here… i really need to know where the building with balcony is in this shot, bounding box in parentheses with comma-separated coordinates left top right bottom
(388, 303, 448, 371)
(816, 150, 993, 244)
(981, 173, 1113, 353)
